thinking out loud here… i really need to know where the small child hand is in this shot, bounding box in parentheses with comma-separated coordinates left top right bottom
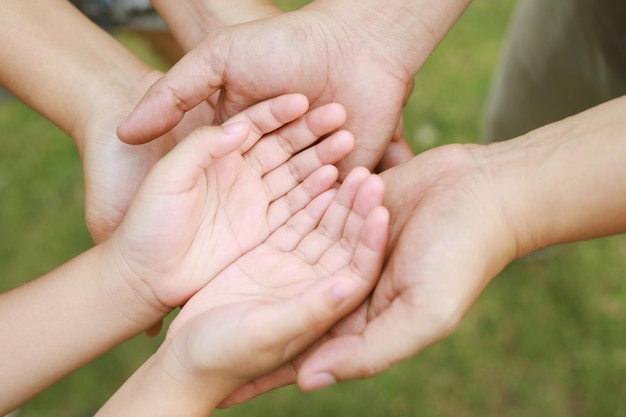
(157, 167, 389, 395)
(106, 94, 355, 316)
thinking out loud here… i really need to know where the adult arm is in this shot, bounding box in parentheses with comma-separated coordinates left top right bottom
(296, 94, 626, 388)
(96, 168, 389, 417)
(149, 0, 282, 50)
(0, 95, 355, 413)
(222, 95, 626, 402)
(0, 0, 153, 144)
(118, 0, 472, 176)
(0, 0, 188, 243)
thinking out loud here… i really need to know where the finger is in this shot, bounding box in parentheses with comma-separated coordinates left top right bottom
(344, 205, 389, 288)
(316, 175, 386, 273)
(146, 122, 249, 193)
(298, 296, 427, 391)
(262, 130, 354, 202)
(249, 275, 367, 371)
(375, 118, 414, 172)
(265, 189, 336, 252)
(296, 205, 389, 391)
(145, 320, 163, 337)
(223, 94, 310, 153)
(243, 103, 348, 174)
(293, 167, 370, 264)
(118, 44, 226, 144)
(219, 364, 297, 408)
(267, 165, 338, 232)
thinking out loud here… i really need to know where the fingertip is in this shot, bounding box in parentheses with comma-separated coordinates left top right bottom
(299, 372, 337, 392)
(363, 206, 390, 250)
(314, 164, 340, 186)
(117, 93, 183, 144)
(274, 93, 310, 121)
(327, 130, 355, 155)
(344, 166, 373, 186)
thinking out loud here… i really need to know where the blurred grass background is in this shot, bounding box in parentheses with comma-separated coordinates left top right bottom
(1, 0, 626, 416)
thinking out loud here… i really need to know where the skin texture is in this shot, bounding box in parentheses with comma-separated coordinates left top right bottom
(221, 94, 626, 403)
(0, 95, 356, 414)
(96, 166, 390, 417)
(117, 0, 471, 176)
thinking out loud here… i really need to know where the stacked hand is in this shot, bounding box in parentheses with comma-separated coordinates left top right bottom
(103, 93, 356, 316)
(95, 96, 391, 417)
(221, 143, 520, 402)
(117, 7, 414, 177)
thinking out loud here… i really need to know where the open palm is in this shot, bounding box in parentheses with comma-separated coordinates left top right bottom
(111, 95, 355, 309)
(163, 167, 389, 389)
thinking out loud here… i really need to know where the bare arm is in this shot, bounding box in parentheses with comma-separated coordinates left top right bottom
(96, 167, 389, 417)
(0, 0, 152, 146)
(222, 94, 626, 404)
(0, 244, 163, 415)
(149, 0, 282, 50)
(296, 94, 626, 388)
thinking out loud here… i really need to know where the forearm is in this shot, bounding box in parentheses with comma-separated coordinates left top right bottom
(487, 95, 626, 257)
(150, 0, 282, 50)
(306, 0, 473, 76)
(0, 0, 152, 146)
(0, 244, 165, 414)
(95, 345, 229, 417)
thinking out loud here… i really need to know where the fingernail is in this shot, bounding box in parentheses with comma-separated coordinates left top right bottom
(222, 121, 248, 135)
(304, 373, 337, 391)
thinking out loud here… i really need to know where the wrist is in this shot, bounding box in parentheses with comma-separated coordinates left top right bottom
(70, 67, 158, 155)
(485, 97, 626, 256)
(151, 0, 282, 50)
(306, 0, 472, 76)
(153, 338, 240, 407)
(96, 349, 223, 416)
(97, 238, 171, 334)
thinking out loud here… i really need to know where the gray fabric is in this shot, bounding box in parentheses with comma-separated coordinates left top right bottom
(484, 0, 626, 142)
(70, 0, 167, 32)
(580, 0, 626, 86)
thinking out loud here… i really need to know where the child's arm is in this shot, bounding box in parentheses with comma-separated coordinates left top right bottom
(0, 95, 353, 414)
(0, 0, 152, 138)
(96, 167, 389, 417)
(0, 244, 164, 415)
(150, 0, 282, 51)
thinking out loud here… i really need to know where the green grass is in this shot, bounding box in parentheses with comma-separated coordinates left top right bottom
(2, 1, 626, 416)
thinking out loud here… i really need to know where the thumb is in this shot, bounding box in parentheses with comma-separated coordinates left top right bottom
(147, 122, 249, 194)
(296, 296, 435, 391)
(117, 44, 224, 145)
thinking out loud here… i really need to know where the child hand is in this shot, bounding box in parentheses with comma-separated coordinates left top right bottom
(158, 167, 389, 396)
(106, 94, 355, 316)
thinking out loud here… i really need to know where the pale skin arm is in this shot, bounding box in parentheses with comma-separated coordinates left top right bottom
(96, 168, 389, 417)
(0, 243, 165, 415)
(0, 95, 354, 413)
(0, 0, 154, 145)
(220, 95, 626, 403)
(294, 95, 626, 388)
(0, 0, 208, 243)
(118, 0, 471, 175)
(149, 0, 282, 50)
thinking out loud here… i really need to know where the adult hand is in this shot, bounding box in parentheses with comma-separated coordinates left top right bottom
(220, 143, 520, 403)
(164, 168, 388, 392)
(74, 70, 216, 243)
(296, 144, 520, 388)
(109, 94, 356, 311)
(117, 6, 415, 176)
(94, 168, 389, 417)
